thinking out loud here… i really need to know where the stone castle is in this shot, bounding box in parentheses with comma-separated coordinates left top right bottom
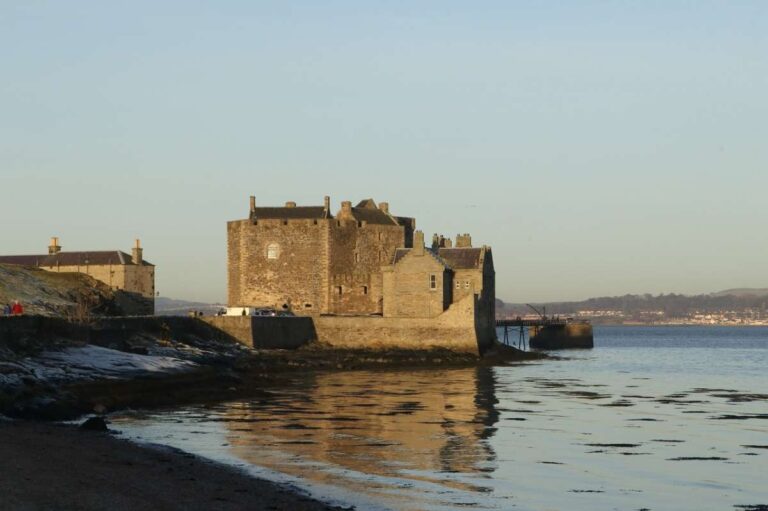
(0, 238, 155, 315)
(227, 197, 496, 353)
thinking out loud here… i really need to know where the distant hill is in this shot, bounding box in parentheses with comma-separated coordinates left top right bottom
(497, 288, 768, 324)
(155, 297, 225, 316)
(710, 288, 768, 298)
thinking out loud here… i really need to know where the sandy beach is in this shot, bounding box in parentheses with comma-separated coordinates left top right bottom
(0, 419, 344, 511)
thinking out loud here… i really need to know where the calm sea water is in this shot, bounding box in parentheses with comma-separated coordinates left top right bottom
(112, 326, 768, 510)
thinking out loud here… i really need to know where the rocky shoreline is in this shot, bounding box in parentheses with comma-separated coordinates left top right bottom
(0, 321, 543, 420)
(0, 321, 544, 510)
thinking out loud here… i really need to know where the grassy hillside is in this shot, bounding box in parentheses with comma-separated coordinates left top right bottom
(0, 264, 138, 317)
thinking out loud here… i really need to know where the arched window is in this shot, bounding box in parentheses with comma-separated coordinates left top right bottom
(267, 243, 280, 259)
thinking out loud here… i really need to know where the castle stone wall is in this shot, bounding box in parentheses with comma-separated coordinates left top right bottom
(315, 294, 484, 354)
(201, 316, 316, 349)
(327, 220, 404, 315)
(227, 219, 330, 313)
(382, 251, 450, 318)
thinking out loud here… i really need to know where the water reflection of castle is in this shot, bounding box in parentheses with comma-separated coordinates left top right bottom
(221, 368, 499, 493)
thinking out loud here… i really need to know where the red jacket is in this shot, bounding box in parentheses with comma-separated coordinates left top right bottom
(11, 303, 23, 315)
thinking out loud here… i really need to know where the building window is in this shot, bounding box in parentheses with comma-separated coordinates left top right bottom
(355, 252, 360, 263)
(267, 243, 280, 259)
(305, 303, 313, 309)
(464, 281, 470, 289)
(362, 286, 368, 295)
(455, 281, 461, 289)
(430, 274, 437, 290)
(336, 286, 343, 295)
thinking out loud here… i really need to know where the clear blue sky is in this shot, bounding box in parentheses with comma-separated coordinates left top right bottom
(1, 1, 766, 303)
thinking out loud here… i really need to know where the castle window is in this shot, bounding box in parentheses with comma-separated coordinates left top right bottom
(362, 286, 368, 295)
(455, 281, 461, 289)
(267, 243, 280, 260)
(336, 286, 343, 295)
(429, 274, 437, 290)
(355, 252, 360, 263)
(305, 303, 313, 309)
(464, 280, 470, 289)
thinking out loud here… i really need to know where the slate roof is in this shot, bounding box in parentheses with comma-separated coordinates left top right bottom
(392, 247, 485, 270)
(251, 206, 330, 220)
(436, 248, 484, 270)
(350, 207, 399, 225)
(0, 251, 153, 267)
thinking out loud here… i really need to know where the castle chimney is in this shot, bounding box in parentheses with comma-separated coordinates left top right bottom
(132, 239, 143, 265)
(379, 202, 389, 214)
(431, 233, 440, 249)
(456, 233, 472, 248)
(249, 196, 256, 214)
(444, 238, 453, 248)
(48, 237, 61, 255)
(413, 230, 425, 256)
(324, 196, 330, 212)
(338, 200, 354, 221)
(285, 201, 296, 208)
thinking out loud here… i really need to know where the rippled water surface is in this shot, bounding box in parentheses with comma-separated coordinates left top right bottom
(112, 326, 768, 510)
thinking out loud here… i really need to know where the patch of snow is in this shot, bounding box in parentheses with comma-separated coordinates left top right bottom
(1, 345, 197, 387)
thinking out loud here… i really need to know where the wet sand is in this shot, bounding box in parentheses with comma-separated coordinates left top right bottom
(0, 420, 344, 511)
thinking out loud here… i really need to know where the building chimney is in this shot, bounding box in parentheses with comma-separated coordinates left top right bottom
(285, 201, 296, 208)
(444, 238, 453, 248)
(338, 200, 354, 221)
(324, 195, 331, 212)
(132, 239, 143, 265)
(48, 237, 61, 255)
(249, 196, 256, 215)
(456, 233, 472, 248)
(413, 230, 425, 256)
(379, 202, 389, 214)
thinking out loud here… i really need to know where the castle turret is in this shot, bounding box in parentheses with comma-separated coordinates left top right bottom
(249, 196, 256, 217)
(324, 196, 331, 216)
(48, 237, 61, 255)
(132, 239, 143, 265)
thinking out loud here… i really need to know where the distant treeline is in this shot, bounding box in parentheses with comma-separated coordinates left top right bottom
(498, 292, 768, 317)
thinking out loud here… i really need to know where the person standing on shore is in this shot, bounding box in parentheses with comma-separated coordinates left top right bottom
(2, 303, 10, 316)
(11, 300, 23, 316)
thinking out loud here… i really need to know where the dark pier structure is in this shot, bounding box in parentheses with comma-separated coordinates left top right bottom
(497, 316, 594, 350)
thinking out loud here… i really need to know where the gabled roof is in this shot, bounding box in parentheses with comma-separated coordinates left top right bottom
(0, 251, 153, 267)
(393, 248, 451, 270)
(392, 247, 485, 270)
(0, 255, 47, 266)
(436, 248, 484, 270)
(348, 198, 406, 226)
(251, 206, 330, 220)
(350, 207, 399, 225)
